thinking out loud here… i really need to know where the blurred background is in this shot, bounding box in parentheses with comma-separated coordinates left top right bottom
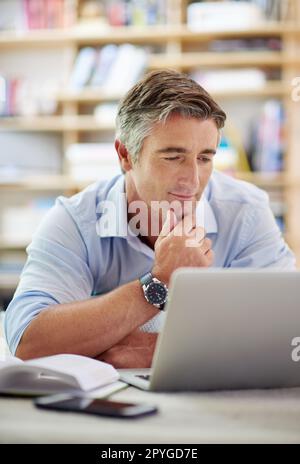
(0, 0, 300, 312)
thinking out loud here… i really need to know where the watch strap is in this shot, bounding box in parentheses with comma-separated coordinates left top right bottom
(139, 272, 153, 287)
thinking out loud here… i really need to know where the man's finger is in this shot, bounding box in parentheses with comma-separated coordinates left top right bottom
(171, 213, 197, 237)
(159, 209, 178, 238)
(199, 238, 212, 254)
(185, 231, 209, 248)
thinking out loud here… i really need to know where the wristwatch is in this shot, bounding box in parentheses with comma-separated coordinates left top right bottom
(139, 272, 168, 311)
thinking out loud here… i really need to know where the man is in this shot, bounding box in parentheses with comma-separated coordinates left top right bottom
(4, 70, 295, 367)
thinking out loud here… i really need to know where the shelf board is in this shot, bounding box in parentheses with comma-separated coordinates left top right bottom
(234, 172, 297, 188)
(0, 241, 28, 251)
(0, 29, 72, 47)
(180, 23, 289, 41)
(56, 89, 123, 103)
(149, 51, 285, 70)
(211, 82, 289, 98)
(56, 81, 288, 103)
(0, 173, 298, 193)
(73, 24, 185, 45)
(1, 23, 299, 48)
(0, 274, 20, 290)
(0, 175, 92, 191)
(0, 25, 185, 47)
(0, 116, 115, 132)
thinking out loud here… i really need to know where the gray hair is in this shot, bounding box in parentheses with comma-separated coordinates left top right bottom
(115, 69, 226, 164)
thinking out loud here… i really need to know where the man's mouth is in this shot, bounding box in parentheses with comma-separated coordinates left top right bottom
(168, 192, 196, 201)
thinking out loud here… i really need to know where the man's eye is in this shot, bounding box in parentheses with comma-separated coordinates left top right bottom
(164, 156, 180, 161)
(198, 157, 211, 163)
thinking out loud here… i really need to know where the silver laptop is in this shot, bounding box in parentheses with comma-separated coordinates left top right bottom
(120, 268, 300, 391)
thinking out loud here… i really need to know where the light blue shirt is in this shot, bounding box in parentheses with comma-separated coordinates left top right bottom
(4, 171, 296, 355)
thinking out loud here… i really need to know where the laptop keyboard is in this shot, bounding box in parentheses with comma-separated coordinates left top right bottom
(137, 374, 151, 381)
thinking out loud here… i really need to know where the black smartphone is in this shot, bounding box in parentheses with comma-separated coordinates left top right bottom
(34, 394, 158, 418)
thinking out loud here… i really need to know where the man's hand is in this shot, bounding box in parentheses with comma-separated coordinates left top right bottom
(96, 329, 158, 368)
(153, 210, 214, 285)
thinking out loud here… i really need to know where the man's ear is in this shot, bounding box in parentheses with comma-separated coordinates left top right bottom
(115, 140, 133, 172)
(217, 131, 222, 146)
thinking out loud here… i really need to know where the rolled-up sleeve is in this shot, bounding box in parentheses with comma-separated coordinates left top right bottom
(4, 200, 94, 355)
(229, 203, 296, 269)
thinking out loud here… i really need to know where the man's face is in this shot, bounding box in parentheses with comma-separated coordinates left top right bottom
(128, 113, 219, 219)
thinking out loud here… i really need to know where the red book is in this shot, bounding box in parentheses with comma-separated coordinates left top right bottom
(8, 78, 19, 116)
(47, 0, 65, 29)
(56, 0, 65, 28)
(46, 0, 58, 28)
(23, 0, 33, 29)
(25, 0, 46, 29)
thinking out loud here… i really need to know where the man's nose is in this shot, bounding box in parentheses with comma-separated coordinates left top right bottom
(178, 159, 200, 191)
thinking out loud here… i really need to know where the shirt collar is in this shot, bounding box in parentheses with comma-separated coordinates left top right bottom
(96, 175, 218, 238)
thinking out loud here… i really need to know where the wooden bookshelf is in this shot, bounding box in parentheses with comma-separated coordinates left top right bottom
(235, 172, 296, 188)
(0, 175, 91, 191)
(0, 172, 297, 192)
(0, 116, 115, 132)
(149, 51, 285, 70)
(56, 81, 288, 103)
(211, 82, 289, 99)
(0, 23, 299, 48)
(0, 0, 300, 277)
(56, 89, 123, 103)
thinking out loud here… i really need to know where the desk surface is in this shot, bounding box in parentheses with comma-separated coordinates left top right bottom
(1, 315, 300, 444)
(1, 385, 300, 444)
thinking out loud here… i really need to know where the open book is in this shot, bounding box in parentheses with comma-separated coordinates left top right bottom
(0, 354, 126, 397)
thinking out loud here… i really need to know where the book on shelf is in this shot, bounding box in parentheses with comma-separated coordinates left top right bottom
(214, 120, 251, 175)
(214, 136, 240, 175)
(187, 0, 289, 31)
(89, 44, 119, 88)
(0, 0, 76, 31)
(1, 197, 56, 246)
(0, 0, 168, 31)
(100, 44, 148, 94)
(0, 132, 61, 181)
(0, 0, 24, 31)
(209, 38, 282, 52)
(69, 44, 148, 94)
(0, 77, 20, 117)
(69, 47, 98, 90)
(0, 75, 59, 117)
(0, 353, 126, 397)
(66, 143, 121, 181)
(191, 68, 266, 93)
(250, 99, 284, 172)
(187, 1, 264, 31)
(105, 0, 166, 27)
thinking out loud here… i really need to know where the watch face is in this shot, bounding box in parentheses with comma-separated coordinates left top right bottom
(146, 282, 167, 306)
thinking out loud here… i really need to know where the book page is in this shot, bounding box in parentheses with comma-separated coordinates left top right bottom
(26, 354, 119, 391)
